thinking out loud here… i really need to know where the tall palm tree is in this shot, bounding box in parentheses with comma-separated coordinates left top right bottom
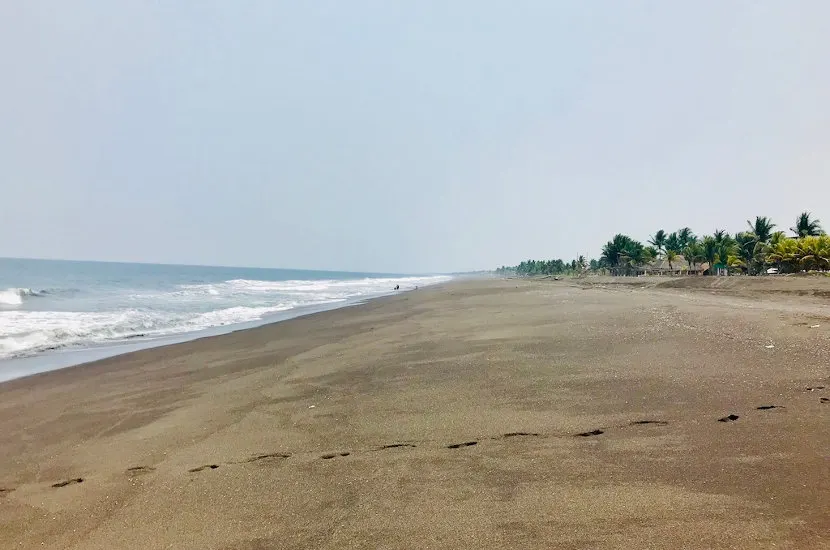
(717, 235, 737, 269)
(648, 230, 667, 252)
(683, 242, 702, 272)
(665, 249, 678, 273)
(601, 234, 632, 270)
(620, 240, 646, 273)
(702, 236, 718, 274)
(713, 229, 728, 244)
(664, 232, 682, 253)
(678, 227, 695, 249)
(734, 232, 756, 273)
(791, 212, 824, 237)
(747, 216, 775, 243)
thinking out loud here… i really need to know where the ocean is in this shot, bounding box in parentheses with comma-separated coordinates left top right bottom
(0, 258, 450, 381)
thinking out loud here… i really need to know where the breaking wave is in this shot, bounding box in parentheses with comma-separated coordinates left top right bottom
(0, 288, 48, 307)
(0, 275, 451, 359)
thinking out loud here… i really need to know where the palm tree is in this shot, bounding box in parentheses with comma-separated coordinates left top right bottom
(601, 234, 646, 275)
(621, 240, 646, 272)
(770, 231, 786, 245)
(601, 234, 636, 273)
(678, 227, 695, 249)
(766, 238, 800, 272)
(664, 232, 682, 253)
(735, 232, 757, 273)
(648, 230, 667, 252)
(747, 216, 775, 243)
(683, 242, 702, 272)
(797, 236, 830, 271)
(702, 236, 718, 274)
(791, 212, 824, 237)
(713, 229, 728, 244)
(665, 249, 678, 273)
(717, 235, 737, 270)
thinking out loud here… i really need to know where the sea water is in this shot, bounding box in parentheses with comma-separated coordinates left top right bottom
(0, 258, 450, 380)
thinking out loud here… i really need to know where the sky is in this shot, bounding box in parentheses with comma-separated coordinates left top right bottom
(2, 2, 830, 273)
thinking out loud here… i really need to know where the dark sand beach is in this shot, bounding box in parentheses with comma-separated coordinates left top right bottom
(1, 277, 829, 549)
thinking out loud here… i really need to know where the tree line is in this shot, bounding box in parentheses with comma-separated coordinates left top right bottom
(498, 211, 828, 276)
(496, 257, 593, 277)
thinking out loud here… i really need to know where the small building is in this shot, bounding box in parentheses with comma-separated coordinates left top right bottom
(711, 263, 729, 276)
(646, 255, 708, 276)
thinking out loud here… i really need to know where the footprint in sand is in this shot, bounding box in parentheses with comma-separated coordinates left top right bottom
(377, 443, 416, 450)
(188, 464, 219, 473)
(321, 452, 350, 460)
(0, 487, 13, 496)
(821, 397, 829, 404)
(126, 466, 155, 475)
(500, 432, 540, 438)
(446, 441, 478, 449)
(575, 429, 604, 437)
(245, 453, 291, 463)
(52, 478, 83, 488)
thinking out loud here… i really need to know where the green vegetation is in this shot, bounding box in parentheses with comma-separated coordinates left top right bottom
(497, 212, 828, 277)
(495, 259, 580, 277)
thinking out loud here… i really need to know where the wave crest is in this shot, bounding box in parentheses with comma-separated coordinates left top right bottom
(0, 288, 46, 306)
(0, 274, 452, 358)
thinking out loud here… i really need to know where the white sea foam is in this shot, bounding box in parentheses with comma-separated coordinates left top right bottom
(0, 275, 451, 359)
(178, 276, 447, 300)
(0, 288, 43, 307)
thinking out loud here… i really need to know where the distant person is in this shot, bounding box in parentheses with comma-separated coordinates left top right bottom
(394, 284, 400, 290)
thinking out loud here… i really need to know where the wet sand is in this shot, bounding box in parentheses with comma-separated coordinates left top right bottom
(1, 277, 828, 549)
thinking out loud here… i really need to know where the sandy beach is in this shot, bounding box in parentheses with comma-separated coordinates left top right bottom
(1, 277, 829, 549)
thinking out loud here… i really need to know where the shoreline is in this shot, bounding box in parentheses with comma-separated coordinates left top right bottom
(0, 283, 442, 385)
(1, 277, 828, 549)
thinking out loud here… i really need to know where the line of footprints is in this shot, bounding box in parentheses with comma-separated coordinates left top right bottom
(2, 385, 826, 495)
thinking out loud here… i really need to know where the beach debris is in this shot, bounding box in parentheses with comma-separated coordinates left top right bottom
(810, 324, 820, 328)
(764, 344, 775, 349)
(755, 405, 782, 410)
(717, 414, 740, 422)
(821, 397, 830, 403)
(308, 405, 316, 409)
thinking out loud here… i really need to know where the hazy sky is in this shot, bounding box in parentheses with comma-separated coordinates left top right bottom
(2, 2, 829, 273)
